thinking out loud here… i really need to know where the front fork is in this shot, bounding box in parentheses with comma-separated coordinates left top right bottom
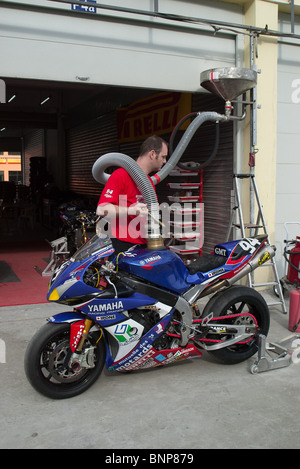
(76, 318, 94, 352)
(69, 318, 97, 371)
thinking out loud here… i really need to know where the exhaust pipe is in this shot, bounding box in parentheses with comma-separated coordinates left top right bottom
(225, 244, 276, 286)
(197, 244, 276, 299)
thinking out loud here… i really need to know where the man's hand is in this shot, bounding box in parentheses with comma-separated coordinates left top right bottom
(128, 202, 148, 217)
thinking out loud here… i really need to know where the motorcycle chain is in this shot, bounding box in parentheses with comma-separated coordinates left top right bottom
(169, 312, 258, 345)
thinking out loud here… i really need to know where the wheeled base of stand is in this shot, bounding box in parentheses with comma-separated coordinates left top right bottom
(250, 333, 300, 374)
(35, 236, 69, 277)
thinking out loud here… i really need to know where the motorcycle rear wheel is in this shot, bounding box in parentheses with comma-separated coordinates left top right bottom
(202, 285, 270, 364)
(24, 322, 105, 399)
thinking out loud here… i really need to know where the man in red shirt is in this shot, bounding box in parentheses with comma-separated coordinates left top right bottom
(96, 135, 168, 255)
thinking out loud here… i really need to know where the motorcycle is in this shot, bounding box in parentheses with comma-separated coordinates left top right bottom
(58, 202, 97, 256)
(24, 228, 274, 399)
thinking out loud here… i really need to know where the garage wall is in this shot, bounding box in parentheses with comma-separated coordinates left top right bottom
(275, 13, 300, 277)
(0, 0, 242, 91)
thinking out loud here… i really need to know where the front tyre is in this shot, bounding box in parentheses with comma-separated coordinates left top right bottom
(24, 322, 105, 399)
(202, 286, 270, 364)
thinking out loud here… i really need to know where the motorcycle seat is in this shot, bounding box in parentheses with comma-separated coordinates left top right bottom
(187, 254, 226, 275)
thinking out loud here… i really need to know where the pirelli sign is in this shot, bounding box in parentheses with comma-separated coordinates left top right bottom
(117, 91, 191, 143)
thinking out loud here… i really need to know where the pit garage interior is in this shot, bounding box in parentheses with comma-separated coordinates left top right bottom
(0, 78, 234, 253)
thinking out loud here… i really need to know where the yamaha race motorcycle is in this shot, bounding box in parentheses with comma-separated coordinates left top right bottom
(25, 231, 274, 399)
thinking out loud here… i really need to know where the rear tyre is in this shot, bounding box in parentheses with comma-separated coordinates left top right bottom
(202, 286, 270, 364)
(24, 322, 105, 399)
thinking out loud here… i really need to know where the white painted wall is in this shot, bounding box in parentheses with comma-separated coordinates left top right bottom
(276, 12, 300, 277)
(0, 0, 242, 91)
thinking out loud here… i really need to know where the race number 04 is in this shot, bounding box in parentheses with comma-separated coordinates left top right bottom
(239, 238, 260, 254)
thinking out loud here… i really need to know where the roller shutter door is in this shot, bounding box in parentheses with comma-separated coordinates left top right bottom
(66, 112, 118, 199)
(163, 94, 233, 254)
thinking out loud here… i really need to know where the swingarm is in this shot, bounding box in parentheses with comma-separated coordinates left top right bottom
(189, 314, 258, 351)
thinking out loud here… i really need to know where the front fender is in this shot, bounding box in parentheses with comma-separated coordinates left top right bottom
(46, 311, 86, 324)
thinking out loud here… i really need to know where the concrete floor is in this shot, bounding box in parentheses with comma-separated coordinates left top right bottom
(0, 291, 300, 450)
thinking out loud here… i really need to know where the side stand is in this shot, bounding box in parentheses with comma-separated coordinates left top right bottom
(35, 236, 69, 277)
(250, 333, 300, 374)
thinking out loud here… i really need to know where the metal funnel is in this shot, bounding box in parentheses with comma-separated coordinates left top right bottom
(200, 67, 257, 101)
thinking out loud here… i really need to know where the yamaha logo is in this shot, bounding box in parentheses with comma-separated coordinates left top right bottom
(140, 255, 161, 265)
(88, 301, 124, 313)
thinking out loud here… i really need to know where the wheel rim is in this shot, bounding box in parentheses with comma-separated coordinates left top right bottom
(219, 299, 264, 353)
(40, 328, 97, 385)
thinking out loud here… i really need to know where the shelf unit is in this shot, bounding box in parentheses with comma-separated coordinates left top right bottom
(166, 167, 203, 258)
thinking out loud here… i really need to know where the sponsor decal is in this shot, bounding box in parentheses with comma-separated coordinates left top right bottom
(155, 353, 167, 362)
(104, 189, 114, 199)
(114, 324, 139, 344)
(214, 247, 227, 257)
(154, 324, 164, 335)
(116, 91, 191, 143)
(208, 268, 225, 278)
(88, 301, 124, 313)
(258, 251, 270, 265)
(70, 321, 85, 352)
(140, 255, 162, 269)
(96, 314, 116, 321)
(114, 343, 154, 370)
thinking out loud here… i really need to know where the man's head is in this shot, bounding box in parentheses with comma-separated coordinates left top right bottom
(137, 135, 168, 174)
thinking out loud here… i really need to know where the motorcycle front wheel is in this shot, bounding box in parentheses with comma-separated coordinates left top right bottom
(24, 322, 106, 399)
(202, 285, 270, 364)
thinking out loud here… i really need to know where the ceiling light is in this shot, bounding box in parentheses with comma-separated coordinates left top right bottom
(40, 97, 50, 105)
(0, 128, 6, 132)
(8, 95, 16, 103)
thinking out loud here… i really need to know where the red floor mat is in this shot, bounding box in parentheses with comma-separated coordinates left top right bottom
(0, 244, 51, 307)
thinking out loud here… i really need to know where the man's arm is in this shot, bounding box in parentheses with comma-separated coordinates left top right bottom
(96, 202, 148, 218)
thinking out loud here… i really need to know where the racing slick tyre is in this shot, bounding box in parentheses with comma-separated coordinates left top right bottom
(24, 322, 105, 399)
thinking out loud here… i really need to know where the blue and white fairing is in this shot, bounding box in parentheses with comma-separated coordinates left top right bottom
(77, 292, 157, 326)
(47, 234, 115, 304)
